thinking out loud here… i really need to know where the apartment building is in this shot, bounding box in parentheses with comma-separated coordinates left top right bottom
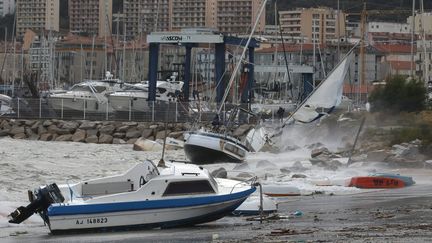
(215, 0, 265, 34)
(408, 12, 432, 35)
(171, 0, 207, 30)
(69, 0, 112, 37)
(16, 0, 59, 39)
(279, 7, 346, 44)
(124, 0, 265, 38)
(124, 0, 170, 38)
(0, 0, 15, 16)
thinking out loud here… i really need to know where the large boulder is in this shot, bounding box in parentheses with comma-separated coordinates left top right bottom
(99, 124, 116, 134)
(85, 135, 99, 143)
(8, 126, 25, 136)
(0, 129, 8, 137)
(126, 129, 142, 139)
(133, 137, 162, 151)
(168, 131, 183, 139)
(30, 121, 41, 133)
(72, 129, 86, 142)
(13, 133, 27, 139)
(113, 138, 126, 144)
(113, 132, 126, 139)
(79, 121, 97, 130)
(98, 134, 113, 144)
(42, 120, 53, 127)
(86, 129, 98, 137)
(61, 121, 79, 131)
(40, 133, 54, 141)
(155, 130, 170, 140)
(37, 125, 47, 135)
(47, 124, 60, 134)
(55, 134, 73, 142)
(141, 128, 153, 139)
(115, 125, 130, 133)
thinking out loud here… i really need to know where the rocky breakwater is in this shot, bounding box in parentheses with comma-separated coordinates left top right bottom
(0, 118, 255, 146)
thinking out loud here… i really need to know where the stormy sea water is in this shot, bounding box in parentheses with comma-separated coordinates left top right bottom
(1, 133, 431, 242)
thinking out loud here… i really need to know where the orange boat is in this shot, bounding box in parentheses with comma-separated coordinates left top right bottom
(349, 176, 405, 189)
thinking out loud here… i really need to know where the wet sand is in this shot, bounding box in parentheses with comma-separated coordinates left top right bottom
(3, 184, 432, 243)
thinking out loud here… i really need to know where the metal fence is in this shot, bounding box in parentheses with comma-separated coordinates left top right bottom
(1, 97, 252, 123)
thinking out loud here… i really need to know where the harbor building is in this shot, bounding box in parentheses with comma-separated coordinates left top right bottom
(16, 0, 59, 39)
(279, 7, 346, 44)
(68, 0, 112, 37)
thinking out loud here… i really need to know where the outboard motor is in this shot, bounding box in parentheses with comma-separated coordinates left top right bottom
(8, 183, 64, 224)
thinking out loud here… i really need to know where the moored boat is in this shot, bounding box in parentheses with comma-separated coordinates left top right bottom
(8, 160, 255, 234)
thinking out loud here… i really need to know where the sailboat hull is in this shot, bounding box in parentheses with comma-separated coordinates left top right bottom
(184, 132, 248, 164)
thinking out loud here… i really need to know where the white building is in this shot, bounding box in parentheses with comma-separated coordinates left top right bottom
(407, 13, 432, 35)
(368, 22, 410, 34)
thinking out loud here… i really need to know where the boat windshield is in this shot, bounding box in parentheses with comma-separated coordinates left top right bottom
(162, 180, 215, 196)
(93, 86, 107, 93)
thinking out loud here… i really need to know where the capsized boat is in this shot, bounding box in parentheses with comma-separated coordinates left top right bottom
(8, 160, 255, 234)
(348, 176, 405, 189)
(369, 173, 415, 186)
(262, 185, 301, 197)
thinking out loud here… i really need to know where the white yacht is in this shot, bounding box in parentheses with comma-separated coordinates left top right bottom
(108, 74, 183, 112)
(0, 94, 13, 116)
(47, 72, 124, 113)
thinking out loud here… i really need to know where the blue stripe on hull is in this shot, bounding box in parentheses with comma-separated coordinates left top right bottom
(48, 188, 255, 216)
(184, 144, 243, 164)
(50, 197, 249, 235)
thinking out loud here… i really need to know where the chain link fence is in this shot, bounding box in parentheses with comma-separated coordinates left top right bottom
(1, 97, 254, 124)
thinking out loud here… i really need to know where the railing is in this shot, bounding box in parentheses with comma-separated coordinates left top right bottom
(1, 97, 254, 124)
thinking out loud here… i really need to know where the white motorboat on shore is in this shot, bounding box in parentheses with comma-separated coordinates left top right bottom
(8, 160, 255, 234)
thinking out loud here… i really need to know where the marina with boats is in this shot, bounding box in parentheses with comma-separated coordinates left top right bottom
(1, 0, 432, 241)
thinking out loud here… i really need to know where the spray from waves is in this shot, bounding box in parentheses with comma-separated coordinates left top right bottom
(275, 116, 361, 153)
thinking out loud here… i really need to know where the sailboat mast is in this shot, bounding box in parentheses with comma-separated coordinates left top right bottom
(360, 0, 366, 103)
(410, 0, 416, 78)
(217, 0, 268, 114)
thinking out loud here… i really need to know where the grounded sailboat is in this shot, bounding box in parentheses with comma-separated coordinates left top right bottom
(183, 0, 268, 164)
(246, 46, 356, 150)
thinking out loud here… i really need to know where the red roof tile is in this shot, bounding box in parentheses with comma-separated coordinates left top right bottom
(388, 60, 413, 70)
(373, 43, 414, 53)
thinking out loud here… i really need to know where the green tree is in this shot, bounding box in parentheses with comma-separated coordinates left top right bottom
(368, 75, 427, 112)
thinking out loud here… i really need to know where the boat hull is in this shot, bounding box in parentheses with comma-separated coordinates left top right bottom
(108, 95, 150, 112)
(348, 177, 405, 189)
(48, 97, 113, 113)
(47, 189, 254, 233)
(184, 132, 248, 164)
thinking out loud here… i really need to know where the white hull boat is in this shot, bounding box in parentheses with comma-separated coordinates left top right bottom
(184, 130, 249, 164)
(47, 74, 124, 113)
(108, 78, 183, 112)
(8, 160, 255, 234)
(0, 94, 13, 115)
